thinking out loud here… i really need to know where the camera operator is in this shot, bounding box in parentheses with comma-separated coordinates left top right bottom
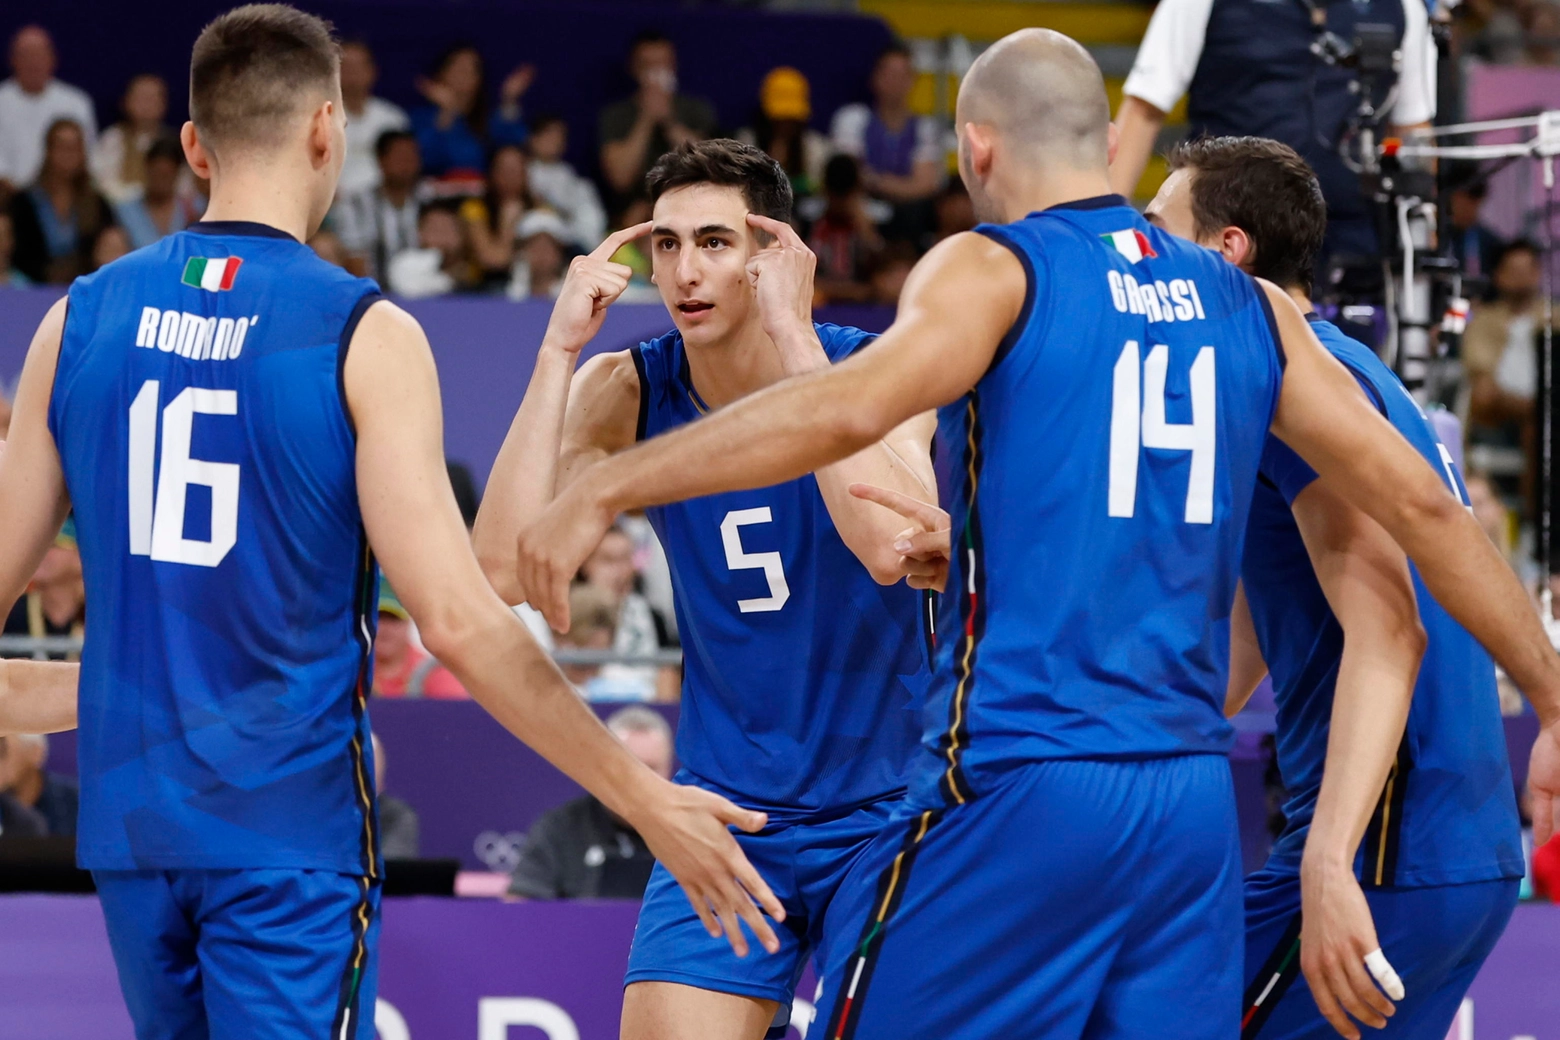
(1111, 0, 1437, 275)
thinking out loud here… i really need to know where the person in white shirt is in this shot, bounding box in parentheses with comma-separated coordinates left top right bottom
(333, 129, 424, 283)
(1111, 0, 1435, 266)
(0, 26, 97, 192)
(526, 115, 606, 251)
(91, 74, 175, 204)
(338, 40, 409, 199)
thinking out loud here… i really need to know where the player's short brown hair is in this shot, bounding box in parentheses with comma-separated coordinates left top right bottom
(1167, 136, 1326, 295)
(190, 4, 340, 152)
(646, 139, 794, 224)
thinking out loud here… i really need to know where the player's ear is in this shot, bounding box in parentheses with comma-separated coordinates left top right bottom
(1219, 226, 1255, 272)
(308, 101, 334, 170)
(1106, 121, 1120, 168)
(964, 123, 995, 180)
(181, 122, 213, 182)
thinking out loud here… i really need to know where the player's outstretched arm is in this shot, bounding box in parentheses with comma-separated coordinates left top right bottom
(1292, 480, 1425, 1039)
(1224, 583, 1268, 717)
(0, 300, 74, 619)
(513, 230, 1026, 630)
(472, 223, 650, 604)
(1263, 281, 1560, 844)
(0, 661, 79, 736)
(745, 214, 941, 584)
(345, 300, 785, 955)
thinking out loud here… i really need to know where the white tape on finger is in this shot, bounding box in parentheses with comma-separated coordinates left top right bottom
(1364, 948, 1406, 1001)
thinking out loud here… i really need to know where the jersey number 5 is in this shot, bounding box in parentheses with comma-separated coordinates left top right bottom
(720, 508, 789, 613)
(128, 379, 240, 568)
(1108, 340, 1216, 524)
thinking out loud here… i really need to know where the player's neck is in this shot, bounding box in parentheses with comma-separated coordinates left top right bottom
(1286, 286, 1315, 314)
(996, 169, 1115, 222)
(201, 165, 316, 243)
(683, 318, 787, 408)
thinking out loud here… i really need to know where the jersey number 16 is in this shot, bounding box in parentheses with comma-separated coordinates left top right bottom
(128, 379, 240, 568)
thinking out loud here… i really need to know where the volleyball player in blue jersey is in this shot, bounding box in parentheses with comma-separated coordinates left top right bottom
(506, 29, 1560, 1040)
(0, 8, 778, 1039)
(475, 139, 934, 1040)
(1146, 136, 1541, 1040)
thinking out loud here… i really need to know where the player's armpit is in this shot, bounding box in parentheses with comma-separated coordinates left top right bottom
(1263, 280, 1560, 728)
(0, 299, 73, 615)
(1225, 582, 1268, 717)
(0, 660, 79, 736)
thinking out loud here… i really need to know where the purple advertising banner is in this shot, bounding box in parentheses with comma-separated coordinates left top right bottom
(1, 894, 1556, 1039)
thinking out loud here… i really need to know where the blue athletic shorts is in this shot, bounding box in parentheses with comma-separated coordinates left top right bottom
(1240, 866, 1519, 1039)
(815, 754, 1244, 1040)
(94, 868, 381, 1040)
(626, 796, 894, 1034)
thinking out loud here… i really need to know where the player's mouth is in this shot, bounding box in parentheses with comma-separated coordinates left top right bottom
(676, 300, 715, 318)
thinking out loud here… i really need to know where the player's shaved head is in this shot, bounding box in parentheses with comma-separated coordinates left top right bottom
(957, 29, 1110, 171)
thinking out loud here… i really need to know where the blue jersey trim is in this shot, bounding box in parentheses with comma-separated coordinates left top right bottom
(1254, 279, 1287, 370)
(630, 343, 651, 442)
(335, 292, 385, 438)
(973, 226, 1037, 372)
(187, 220, 298, 241)
(1040, 193, 1129, 213)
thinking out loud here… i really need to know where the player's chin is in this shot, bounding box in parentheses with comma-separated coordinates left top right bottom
(676, 308, 727, 345)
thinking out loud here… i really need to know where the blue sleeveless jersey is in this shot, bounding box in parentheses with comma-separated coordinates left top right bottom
(1242, 316, 1523, 886)
(48, 222, 384, 875)
(908, 196, 1284, 811)
(632, 325, 928, 820)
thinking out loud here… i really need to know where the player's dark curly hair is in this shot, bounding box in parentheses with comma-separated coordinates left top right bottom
(645, 139, 794, 225)
(1167, 136, 1326, 295)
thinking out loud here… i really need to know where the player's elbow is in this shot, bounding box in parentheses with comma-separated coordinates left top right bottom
(471, 538, 523, 607)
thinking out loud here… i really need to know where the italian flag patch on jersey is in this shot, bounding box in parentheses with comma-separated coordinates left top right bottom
(1101, 229, 1157, 263)
(181, 256, 242, 291)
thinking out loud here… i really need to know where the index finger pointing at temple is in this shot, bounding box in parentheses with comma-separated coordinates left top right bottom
(745, 213, 805, 250)
(849, 482, 948, 529)
(590, 220, 655, 262)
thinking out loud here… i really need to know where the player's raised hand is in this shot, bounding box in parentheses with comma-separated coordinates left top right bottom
(745, 214, 816, 353)
(1298, 861, 1397, 1040)
(1529, 721, 1560, 845)
(631, 780, 785, 958)
(513, 473, 615, 633)
(849, 482, 951, 591)
(541, 221, 652, 353)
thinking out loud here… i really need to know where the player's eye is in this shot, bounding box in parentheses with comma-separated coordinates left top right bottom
(704, 238, 729, 251)
(654, 238, 677, 251)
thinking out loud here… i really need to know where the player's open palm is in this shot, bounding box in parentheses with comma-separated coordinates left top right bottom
(1299, 862, 1398, 1040)
(849, 482, 951, 591)
(541, 221, 652, 351)
(635, 781, 786, 959)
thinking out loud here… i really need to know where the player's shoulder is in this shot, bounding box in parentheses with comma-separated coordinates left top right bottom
(813, 322, 877, 361)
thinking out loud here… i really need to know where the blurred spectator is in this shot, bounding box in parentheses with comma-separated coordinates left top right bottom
(371, 583, 467, 698)
(556, 583, 625, 695)
(0, 734, 77, 837)
(829, 42, 944, 242)
(508, 209, 570, 300)
(617, 512, 676, 639)
(1465, 470, 1514, 559)
(308, 228, 348, 268)
(527, 114, 606, 250)
(1465, 240, 1543, 437)
(0, 787, 47, 840)
(0, 211, 30, 286)
(90, 223, 130, 268)
(579, 525, 678, 702)
(598, 31, 718, 210)
(460, 143, 535, 285)
(338, 41, 409, 199)
(1523, 0, 1560, 64)
(0, 26, 97, 193)
(507, 706, 670, 899)
(2, 519, 84, 662)
(808, 154, 882, 304)
(1446, 164, 1504, 287)
(388, 203, 477, 298)
(411, 44, 531, 178)
(8, 119, 115, 284)
(91, 73, 173, 203)
(867, 241, 918, 306)
(333, 129, 424, 284)
(738, 67, 830, 199)
(115, 138, 191, 249)
(1460, 0, 1525, 63)
(931, 181, 975, 245)
(372, 734, 420, 860)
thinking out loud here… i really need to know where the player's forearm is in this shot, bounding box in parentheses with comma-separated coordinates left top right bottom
(0, 660, 79, 736)
(813, 443, 938, 584)
(472, 345, 578, 602)
(1109, 96, 1166, 198)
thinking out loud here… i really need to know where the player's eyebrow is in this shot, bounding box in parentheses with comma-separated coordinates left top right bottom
(695, 224, 738, 237)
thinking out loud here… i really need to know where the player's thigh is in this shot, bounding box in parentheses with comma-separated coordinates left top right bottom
(819, 761, 1174, 1040)
(94, 870, 208, 1040)
(1084, 755, 1244, 1040)
(621, 981, 780, 1040)
(192, 869, 380, 1040)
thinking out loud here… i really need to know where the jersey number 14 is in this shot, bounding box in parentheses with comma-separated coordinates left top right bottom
(1108, 341, 1216, 524)
(128, 379, 240, 568)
